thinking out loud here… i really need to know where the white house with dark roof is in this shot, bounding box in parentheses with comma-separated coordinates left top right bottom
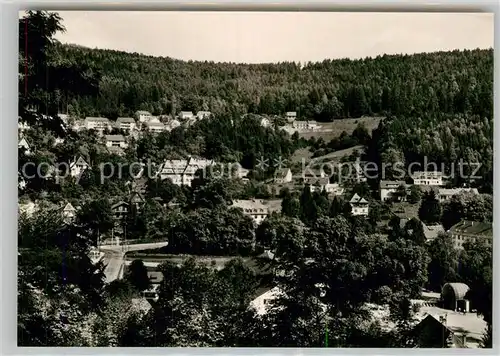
(231, 199, 282, 225)
(105, 134, 128, 149)
(115, 117, 136, 132)
(84, 117, 111, 131)
(438, 188, 479, 203)
(179, 111, 195, 120)
(62, 202, 77, 223)
(69, 156, 90, 178)
(145, 121, 166, 133)
(18, 137, 31, 155)
(349, 193, 369, 216)
(135, 110, 153, 123)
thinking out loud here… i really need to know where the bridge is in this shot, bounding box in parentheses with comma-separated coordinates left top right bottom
(99, 241, 168, 283)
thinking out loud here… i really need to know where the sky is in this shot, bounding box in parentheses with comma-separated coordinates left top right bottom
(52, 11, 494, 64)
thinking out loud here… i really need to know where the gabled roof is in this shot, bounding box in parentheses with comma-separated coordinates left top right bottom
(105, 134, 126, 142)
(448, 220, 492, 237)
(350, 193, 368, 204)
(62, 202, 76, 212)
(286, 111, 297, 116)
(274, 168, 291, 178)
(72, 156, 89, 167)
(18, 137, 30, 147)
(180, 111, 194, 116)
(111, 201, 129, 209)
(116, 117, 135, 124)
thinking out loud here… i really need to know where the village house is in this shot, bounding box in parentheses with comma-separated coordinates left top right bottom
(105, 134, 128, 149)
(69, 156, 90, 178)
(379, 180, 408, 201)
(135, 110, 154, 123)
(111, 201, 129, 221)
(412, 171, 444, 186)
(115, 117, 136, 132)
(145, 120, 166, 133)
(447, 220, 493, 249)
(349, 193, 369, 216)
(231, 199, 282, 225)
(179, 111, 195, 121)
(130, 191, 145, 211)
(274, 168, 293, 184)
(18, 137, 31, 155)
(324, 183, 345, 196)
(84, 117, 111, 132)
(61, 202, 77, 223)
(437, 188, 479, 202)
(285, 111, 297, 122)
(196, 111, 211, 120)
(18, 118, 31, 133)
(157, 157, 214, 187)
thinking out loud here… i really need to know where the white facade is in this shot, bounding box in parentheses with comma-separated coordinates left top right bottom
(84, 117, 111, 131)
(232, 200, 269, 225)
(62, 202, 76, 222)
(145, 121, 166, 133)
(179, 111, 195, 120)
(274, 168, 293, 184)
(350, 193, 369, 216)
(324, 183, 345, 196)
(135, 111, 153, 123)
(18, 137, 31, 155)
(448, 220, 493, 250)
(116, 117, 137, 132)
(380, 180, 407, 201)
(69, 156, 90, 178)
(157, 157, 213, 187)
(412, 171, 443, 186)
(105, 135, 128, 148)
(438, 188, 479, 202)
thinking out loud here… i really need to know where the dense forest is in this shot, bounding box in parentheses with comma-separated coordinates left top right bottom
(44, 40, 493, 120)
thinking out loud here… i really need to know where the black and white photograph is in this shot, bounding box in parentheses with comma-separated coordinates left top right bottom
(17, 10, 493, 348)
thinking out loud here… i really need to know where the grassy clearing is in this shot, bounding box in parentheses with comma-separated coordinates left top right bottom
(298, 117, 382, 141)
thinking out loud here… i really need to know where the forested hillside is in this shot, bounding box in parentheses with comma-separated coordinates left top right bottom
(50, 43, 493, 120)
